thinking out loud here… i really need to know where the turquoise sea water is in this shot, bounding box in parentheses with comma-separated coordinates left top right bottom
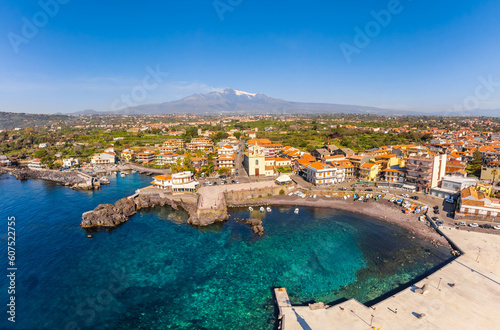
(0, 173, 452, 329)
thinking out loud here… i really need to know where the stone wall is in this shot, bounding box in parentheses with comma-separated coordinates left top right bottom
(225, 185, 297, 203)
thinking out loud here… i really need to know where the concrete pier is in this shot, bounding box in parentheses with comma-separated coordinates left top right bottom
(277, 230, 500, 330)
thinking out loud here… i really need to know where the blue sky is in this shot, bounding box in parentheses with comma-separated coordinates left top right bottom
(1, 0, 500, 113)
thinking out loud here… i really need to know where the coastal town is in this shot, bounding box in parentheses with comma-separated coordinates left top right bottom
(1, 114, 500, 227)
(2, 113, 500, 329)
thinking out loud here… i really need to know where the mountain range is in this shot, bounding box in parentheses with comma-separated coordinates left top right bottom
(69, 88, 499, 116)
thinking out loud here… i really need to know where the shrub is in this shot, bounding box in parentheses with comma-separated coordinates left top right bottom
(279, 189, 285, 195)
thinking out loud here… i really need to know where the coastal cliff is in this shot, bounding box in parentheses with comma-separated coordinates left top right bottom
(81, 190, 229, 229)
(0, 167, 98, 190)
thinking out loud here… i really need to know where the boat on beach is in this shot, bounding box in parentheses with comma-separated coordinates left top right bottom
(266, 206, 272, 212)
(131, 170, 137, 173)
(249, 206, 254, 211)
(120, 172, 126, 178)
(294, 208, 299, 214)
(260, 206, 265, 213)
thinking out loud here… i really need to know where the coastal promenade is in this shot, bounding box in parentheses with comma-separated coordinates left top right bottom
(278, 229, 500, 330)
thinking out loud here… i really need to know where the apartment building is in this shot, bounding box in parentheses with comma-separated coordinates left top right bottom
(135, 151, 155, 164)
(306, 162, 337, 186)
(405, 154, 447, 193)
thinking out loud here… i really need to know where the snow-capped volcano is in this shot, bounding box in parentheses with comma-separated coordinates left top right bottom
(108, 88, 418, 115)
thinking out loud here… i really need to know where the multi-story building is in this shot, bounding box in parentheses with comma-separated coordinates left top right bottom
(382, 168, 406, 183)
(63, 158, 79, 168)
(328, 159, 355, 182)
(162, 139, 185, 149)
(155, 153, 179, 166)
(159, 145, 179, 154)
(359, 162, 382, 181)
(172, 171, 199, 193)
(306, 162, 337, 186)
(457, 186, 500, 217)
(216, 155, 235, 173)
(480, 161, 500, 182)
(91, 152, 116, 165)
(186, 142, 214, 153)
(405, 154, 447, 193)
(135, 151, 155, 164)
(151, 175, 172, 190)
(28, 158, 43, 169)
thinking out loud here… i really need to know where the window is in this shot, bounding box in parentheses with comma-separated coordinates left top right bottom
(255, 160, 259, 165)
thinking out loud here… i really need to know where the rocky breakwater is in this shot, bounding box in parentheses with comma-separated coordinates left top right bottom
(233, 217, 265, 236)
(1, 167, 97, 190)
(81, 192, 202, 229)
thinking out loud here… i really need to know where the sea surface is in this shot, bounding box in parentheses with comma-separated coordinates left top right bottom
(0, 173, 452, 329)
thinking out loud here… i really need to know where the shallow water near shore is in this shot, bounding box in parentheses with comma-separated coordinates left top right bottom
(0, 174, 452, 329)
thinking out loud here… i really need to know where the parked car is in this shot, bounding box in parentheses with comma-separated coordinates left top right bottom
(480, 224, 492, 229)
(410, 196, 419, 200)
(437, 221, 444, 226)
(382, 190, 389, 193)
(433, 209, 440, 214)
(459, 221, 466, 226)
(235, 180, 239, 184)
(365, 188, 373, 191)
(231, 180, 235, 184)
(213, 182, 217, 185)
(432, 217, 439, 221)
(433, 205, 439, 209)
(494, 225, 500, 230)
(468, 223, 479, 227)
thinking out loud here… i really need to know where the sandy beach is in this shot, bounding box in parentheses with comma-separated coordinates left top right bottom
(228, 194, 451, 247)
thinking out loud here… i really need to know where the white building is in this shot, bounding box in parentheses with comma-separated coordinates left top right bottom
(305, 161, 337, 186)
(431, 175, 478, 198)
(91, 152, 116, 165)
(63, 158, 79, 168)
(0, 156, 11, 166)
(172, 171, 199, 193)
(28, 158, 43, 169)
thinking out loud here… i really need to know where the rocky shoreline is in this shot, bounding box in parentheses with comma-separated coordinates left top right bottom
(81, 189, 228, 229)
(0, 166, 98, 190)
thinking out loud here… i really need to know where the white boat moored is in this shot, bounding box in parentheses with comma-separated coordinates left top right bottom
(294, 208, 299, 214)
(266, 206, 272, 212)
(260, 206, 265, 213)
(249, 207, 254, 211)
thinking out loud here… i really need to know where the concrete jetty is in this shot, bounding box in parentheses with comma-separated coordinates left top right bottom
(277, 230, 500, 330)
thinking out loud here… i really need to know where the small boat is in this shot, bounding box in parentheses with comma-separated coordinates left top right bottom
(260, 206, 265, 213)
(343, 195, 347, 200)
(100, 178, 110, 184)
(419, 215, 425, 222)
(313, 194, 317, 199)
(358, 196, 364, 202)
(266, 206, 272, 212)
(249, 207, 254, 212)
(390, 197, 396, 202)
(294, 208, 299, 214)
(131, 170, 137, 173)
(120, 173, 126, 178)
(325, 195, 331, 198)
